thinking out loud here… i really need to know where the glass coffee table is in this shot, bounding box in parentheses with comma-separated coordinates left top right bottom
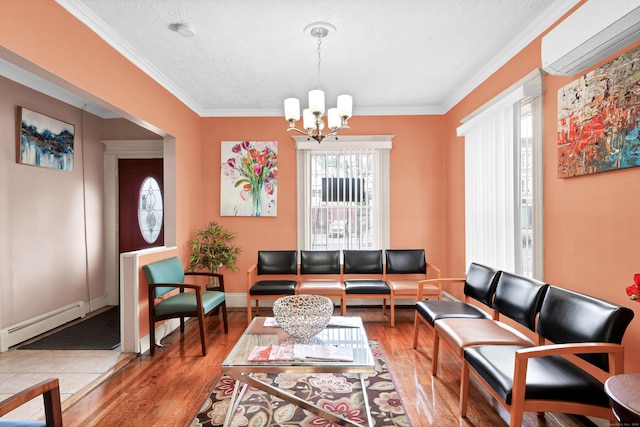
(222, 316, 375, 427)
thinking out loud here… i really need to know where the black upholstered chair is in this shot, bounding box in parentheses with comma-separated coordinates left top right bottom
(343, 249, 392, 323)
(461, 285, 635, 426)
(296, 250, 345, 315)
(432, 271, 548, 376)
(385, 249, 441, 323)
(413, 262, 500, 349)
(247, 250, 298, 324)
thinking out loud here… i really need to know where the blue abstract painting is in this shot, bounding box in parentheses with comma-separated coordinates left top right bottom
(18, 107, 74, 172)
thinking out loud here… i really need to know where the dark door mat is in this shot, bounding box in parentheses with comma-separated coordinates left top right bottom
(19, 306, 120, 350)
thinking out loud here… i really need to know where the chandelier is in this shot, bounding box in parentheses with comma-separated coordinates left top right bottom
(284, 22, 352, 143)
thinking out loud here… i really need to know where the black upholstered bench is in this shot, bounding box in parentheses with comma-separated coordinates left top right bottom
(460, 285, 634, 426)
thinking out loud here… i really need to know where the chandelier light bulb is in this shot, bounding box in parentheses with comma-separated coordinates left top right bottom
(303, 109, 314, 131)
(308, 89, 325, 115)
(337, 95, 353, 119)
(284, 98, 300, 121)
(328, 108, 340, 129)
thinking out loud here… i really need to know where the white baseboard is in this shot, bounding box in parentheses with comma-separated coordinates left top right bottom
(0, 301, 88, 352)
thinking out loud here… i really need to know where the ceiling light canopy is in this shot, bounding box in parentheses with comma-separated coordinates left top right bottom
(170, 23, 196, 38)
(284, 22, 352, 143)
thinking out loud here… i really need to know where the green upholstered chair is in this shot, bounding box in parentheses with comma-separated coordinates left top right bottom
(142, 256, 228, 356)
(0, 378, 62, 426)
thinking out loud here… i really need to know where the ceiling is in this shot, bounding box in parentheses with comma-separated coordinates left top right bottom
(47, 0, 579, 118)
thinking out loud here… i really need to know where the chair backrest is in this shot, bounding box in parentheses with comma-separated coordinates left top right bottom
(463, 263, 501, 308)
(385, 249, 426, 275)
(300, 250, 340, 275)
(343, 250, 383, 275)
(142, 256, 185, 298)
(537, 285, 634, 370)
(491, 271, 548, 332)
(257, 250, 298, 275)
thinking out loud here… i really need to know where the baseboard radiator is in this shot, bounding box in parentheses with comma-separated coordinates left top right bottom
(441, 291, 458, 302)
(0, 301, 87, 352)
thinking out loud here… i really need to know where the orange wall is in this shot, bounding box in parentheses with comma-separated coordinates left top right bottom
(0, 0, 206, 251)
(444, 33, 640, 370)
(201, 115, 450, 294)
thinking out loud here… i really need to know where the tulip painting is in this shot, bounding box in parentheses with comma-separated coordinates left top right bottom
(220, 141, 277, 216)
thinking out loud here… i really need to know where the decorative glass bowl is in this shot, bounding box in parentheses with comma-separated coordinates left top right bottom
(273, 295, 333, 341)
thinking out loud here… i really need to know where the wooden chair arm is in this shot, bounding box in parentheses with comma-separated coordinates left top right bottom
(0, 378, 62, 426)
(185, 271, 224, 279)
(184, 271, 225, 291)
(426, 262, 442, 279)
(417, 277, 465, 299)
(148, 282, 203, 293)
(247, 263, 258, 291)
(511, 342, 625, 408)
(515, 342, 624, 360)
(419, 277, 466, 285)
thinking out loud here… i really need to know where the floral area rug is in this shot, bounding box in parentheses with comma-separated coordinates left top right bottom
(191, 340, 411, 427)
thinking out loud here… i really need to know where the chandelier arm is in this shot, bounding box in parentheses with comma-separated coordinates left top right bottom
(324, 124, 351, 137)
(286, 127, 311, 136)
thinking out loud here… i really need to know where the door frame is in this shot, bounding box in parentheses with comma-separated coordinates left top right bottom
(103, 139, 175, 307)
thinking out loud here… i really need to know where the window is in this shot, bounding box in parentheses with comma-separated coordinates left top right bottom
(458, 70, 544, 279)
(296, 136, 392, 251)
(138, 176, 163, 244)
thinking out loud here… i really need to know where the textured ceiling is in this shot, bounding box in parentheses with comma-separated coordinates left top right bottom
(55, 0, 579, 117)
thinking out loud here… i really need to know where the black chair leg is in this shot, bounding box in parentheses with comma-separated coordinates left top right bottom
(197, 311, 207, 356)
(149, 319, 156, 356)
(221, 301, 229, 333)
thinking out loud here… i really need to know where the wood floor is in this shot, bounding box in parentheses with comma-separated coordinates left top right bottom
(61, 307, 598, 427)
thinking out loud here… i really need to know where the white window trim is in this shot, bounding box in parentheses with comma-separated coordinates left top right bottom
(294, 135, 393, 251)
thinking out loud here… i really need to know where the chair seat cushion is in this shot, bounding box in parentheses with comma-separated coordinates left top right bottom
(436, 318, 534, 356)
(297, 280, 344, 295)
(464, 345, 610, 407)
(416, 300, 491, 326)
(249, 280, 297, 296)
(388, 279, 438, 296)
(155, 290, 225, 316)
(344, 279, 390, 295)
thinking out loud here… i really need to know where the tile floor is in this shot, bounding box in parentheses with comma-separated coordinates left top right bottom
(0, 346, 134, 421)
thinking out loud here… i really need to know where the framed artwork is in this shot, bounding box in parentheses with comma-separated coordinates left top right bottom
(557, 44, 640, 178)
(220, 141, 277, 216)
(16, 106, 75, 172)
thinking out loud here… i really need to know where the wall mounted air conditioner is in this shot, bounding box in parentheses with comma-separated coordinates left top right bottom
(541, 0, 640, 76)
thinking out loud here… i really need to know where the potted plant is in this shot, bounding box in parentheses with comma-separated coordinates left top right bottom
(187, 221, 241, 287)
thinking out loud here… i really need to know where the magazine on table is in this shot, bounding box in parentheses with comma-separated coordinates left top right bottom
(247, 345, 272, 361)
(268, 343, 295, 361)
(247, 343, 353, 362)
(292, 344, 354, 362)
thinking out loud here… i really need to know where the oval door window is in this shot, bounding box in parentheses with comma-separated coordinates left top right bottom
(138, 177, 163, 244)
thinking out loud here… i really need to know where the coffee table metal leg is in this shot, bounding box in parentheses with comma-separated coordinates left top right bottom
(224, 377, 248, 427)
(359, 373, 373, 427)
(230, 372, 367, 427)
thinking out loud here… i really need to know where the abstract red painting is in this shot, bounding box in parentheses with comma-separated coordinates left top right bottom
(557, 44, 640, 178)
